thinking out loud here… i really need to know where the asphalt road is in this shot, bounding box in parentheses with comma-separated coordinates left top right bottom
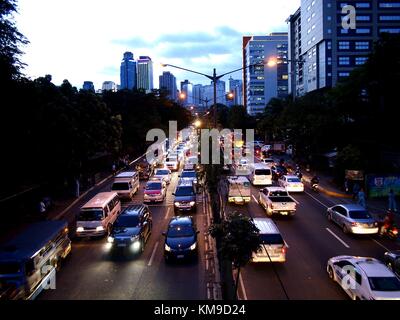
(39, 166, 207, 300)
(222, 158, 400, 300)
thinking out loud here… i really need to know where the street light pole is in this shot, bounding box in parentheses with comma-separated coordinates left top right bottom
(213, 68, 217, 128)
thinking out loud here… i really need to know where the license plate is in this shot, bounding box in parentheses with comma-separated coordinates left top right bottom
(117, 243, 127, 248)
(177, 255, 185, 259)
(281, 212, 288, 215)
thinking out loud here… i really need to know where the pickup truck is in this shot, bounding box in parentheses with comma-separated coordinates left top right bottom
(258, 187, 297, 217)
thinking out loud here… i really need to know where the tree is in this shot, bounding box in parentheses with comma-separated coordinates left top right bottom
(209, 212, 261, 298)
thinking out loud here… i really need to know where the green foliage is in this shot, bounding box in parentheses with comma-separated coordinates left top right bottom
(209, 212, 261, 269)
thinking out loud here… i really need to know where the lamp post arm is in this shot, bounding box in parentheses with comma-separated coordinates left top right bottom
(162, 64, 213, 80)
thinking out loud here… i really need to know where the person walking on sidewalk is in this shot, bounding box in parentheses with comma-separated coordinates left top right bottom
(357, 188, 366, 208)
(388, 189, 397, 212)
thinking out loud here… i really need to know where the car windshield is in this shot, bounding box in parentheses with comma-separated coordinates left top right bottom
(175, 186, 195, 196)
(259, 234, 284, 245)
(166, 157, 177, 162)
(269, 191, 288, 197)
(78, 209, 103, 221)
(182, 171, 196, 178)
(349, 210, 372, 219)
(112, 182, 129, 190)
(368, 277, 400, 292)
(156, 170, 169, 175)
(114, 215, 140, 228)
(264, 159, 274, 163)
(255, 169, 271, 175)
(146, 182, 162, 190)
(167, 225, 195, 238)
(287, 178, 301, 183)
(0, 263, 22, 275)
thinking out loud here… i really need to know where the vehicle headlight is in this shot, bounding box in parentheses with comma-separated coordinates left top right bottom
(190, 201, 196, 206)
(96, 226, 105, 232)
(174, 202, 180, 207)
(190, 243, 197, 250)
(165, 244, 171, 252)
(131, 240, 141, 251)
(107, 236, 114, 243)
(76, 227, 84, 232)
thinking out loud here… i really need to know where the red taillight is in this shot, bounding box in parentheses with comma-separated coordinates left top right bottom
(393, 229, 399, 235)
(351, 222, 357, 227)
(270, 204, 274, 209)
(282, 247, 287, 254)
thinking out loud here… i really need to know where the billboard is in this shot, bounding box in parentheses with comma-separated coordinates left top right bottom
(366, 175, 400, 198)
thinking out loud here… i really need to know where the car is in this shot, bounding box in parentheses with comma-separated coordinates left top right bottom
(271, 165, 287, 181)
(153, 168, 172, 184)
(327, 204, 379, 235)
(143, 178, 167, 203)
(327, 256, 400, 300)
(107, 205, 152, 253)
(163, 216, 199, 261)
(384, 251, 400, 277)
(165, 155, 179, 171)
(180, 170, 198, 185)
(261, 158, 275, 166)
(173, 179, 197, 213)
(278, 175, 304, 192)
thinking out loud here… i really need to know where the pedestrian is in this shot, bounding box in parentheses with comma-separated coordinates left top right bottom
(388, 189, 397, 212)
(357, 188, 366, 208)
(352, 182, 360, 200)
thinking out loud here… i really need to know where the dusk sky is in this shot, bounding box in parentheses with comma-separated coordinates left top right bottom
(15, 0, 300, 90)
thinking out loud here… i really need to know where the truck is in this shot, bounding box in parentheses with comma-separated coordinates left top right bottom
(258, 187, 297, 217)
(262, 142, 286, 155)
(0, 221, 71, 300)
(227, 176, 251, 205)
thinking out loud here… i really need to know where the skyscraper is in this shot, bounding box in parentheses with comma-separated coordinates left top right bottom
(243, 33, 289, 116)
(180, 80, 193, 106)
(159, 71, 177, 101)
(201, 80, 226, 106)
(192, 84, 203, 107)
(102, 81, 117, 92)
(137, 56, 154, 93)
(228, 77, 243, 106)
(82, 81, 95, 92)
(288, 0, 400, 97)
(120, 52, 137, 90)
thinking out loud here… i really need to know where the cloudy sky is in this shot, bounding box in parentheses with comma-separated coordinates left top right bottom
(15, 0, 300, 90)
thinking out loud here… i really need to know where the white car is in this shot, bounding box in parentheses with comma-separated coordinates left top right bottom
(261, 158, 275, 166)
(165, 155, 179, 171)
(327, 256, 400, 300)
(278, 175, 304, 192)
(153, 168, 172, 184)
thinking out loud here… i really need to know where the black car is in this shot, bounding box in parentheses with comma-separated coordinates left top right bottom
(384, 251, 400, 277)
(173, 179, 197, 213)
(107, 205, 152, 253)
(163, 216, 199, 261)
(271, 165, 288, 181)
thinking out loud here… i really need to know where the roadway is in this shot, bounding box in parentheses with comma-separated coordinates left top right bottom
(222, 158, 400, 300)
(39, 165, 207, 300)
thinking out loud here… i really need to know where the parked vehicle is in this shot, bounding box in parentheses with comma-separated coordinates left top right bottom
(153, 168, 172, 185)
(76, 192, 121, 237)
(327, 256, 400, 300)
(251, 218, 287, 263)
(163, 216, 199, 261)
(173, 179, 197, 213)
(249, 163, 272, 186)
(278, 175, 304, 192)
(143, 178, 167, 203)
(258, 187, 297, 217)
(227, 176, 251, 205)
(111, 171, 139, 200)
(0, 221, 71, 300)
(107, 205, 152, 253)
(327, 204, 379, 235)
(384, 251, 400, 277)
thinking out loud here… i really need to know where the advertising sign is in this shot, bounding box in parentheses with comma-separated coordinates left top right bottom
(366, 175, 400, 198)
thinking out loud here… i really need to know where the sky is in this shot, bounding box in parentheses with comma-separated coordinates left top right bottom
(15, 0, 300, 90)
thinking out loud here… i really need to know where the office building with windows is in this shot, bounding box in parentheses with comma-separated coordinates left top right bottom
(288, 0, 400, 97)
(243, 33, 289, 116)
(180, 80, 193, 106)
(102, 81, 117, 92)
(120, 52, 137, 90)
(137, 56, 153, 93)
(159, 71, 177, 101)
(82, 81, 95, 92)
(228, 77, 243, 106)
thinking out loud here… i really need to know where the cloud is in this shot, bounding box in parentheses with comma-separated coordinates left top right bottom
(112, 37, 150, 48)
(161, 42, 231, 59)
(158, 32, 216, 44)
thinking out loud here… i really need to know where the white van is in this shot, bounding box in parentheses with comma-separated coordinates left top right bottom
(250, 163, 272, 186)
(252, 218, 287, 263)
(76, 192, 121, 237)
(111, 171, 139, 200)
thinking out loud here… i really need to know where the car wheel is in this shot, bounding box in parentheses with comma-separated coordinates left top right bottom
(328, 266, 335, 281)
(343, 224, 349, 234)
(327, 213, 332, 222)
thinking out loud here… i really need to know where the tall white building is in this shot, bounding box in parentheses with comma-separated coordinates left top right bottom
(137, 56, 153, 93)
(102, 81, 117, 92)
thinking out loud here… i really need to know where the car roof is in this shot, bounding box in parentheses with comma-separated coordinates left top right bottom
(355, 258, 394, 277)
(283, 175, 299, 179)
(121, 205, 147, 216)
(115, 171, 137, 179)
(335, 204, 367, 211)
(253, 218, 280, 234)
(169, 216, 193, 226)
(265, 187, 287, 192)
(177, 179, 194, 187)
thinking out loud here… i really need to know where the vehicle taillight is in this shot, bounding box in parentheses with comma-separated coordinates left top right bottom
(270, 204, 274, 209)
(282, 247, 287, 254)
(351, 222, 357, 227)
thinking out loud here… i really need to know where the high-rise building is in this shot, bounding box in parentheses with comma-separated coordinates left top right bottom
(180, 80, 193, 106)
(201, 81, 226, 106)
(120, 52, 137, 90)
(137, 56, 153, 93)
(228, 77, 243, 106)
(192, 84, 203, 107)
(159, 71, 177, 101)
(82, 81, 95, 92)
(102, 81, 117, 92)
(288, 0, 400, 97)
(243, 33, 289, 116)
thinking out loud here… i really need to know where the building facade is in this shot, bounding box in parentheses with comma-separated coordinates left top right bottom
(137, 56, 153, 93)
(159, 71, 177, 101)
(243, 33, 289, 116)
(102, 81, 117, 92)
(288, 0, 400, 97)
(192, 84, 203, 107)
(120, 52, 137, 90)
(82, 81, 95, 92)
(228, 77, 244, 106)
(180, 80, 193, 106)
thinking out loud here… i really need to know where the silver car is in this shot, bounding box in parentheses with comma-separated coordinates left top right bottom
(327, 204, 379, 235)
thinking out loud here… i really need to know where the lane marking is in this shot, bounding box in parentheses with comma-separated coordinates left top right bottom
(164, 207, 171, 220)
(326, 228, 350, 249)
(370, 238, 391, 252)
(290, 196, 300, 205)
(239, 273, 248, 300)
(305, 191, 329, 209)
(252, 195, 259, 204)
(148, 241, 159, 266)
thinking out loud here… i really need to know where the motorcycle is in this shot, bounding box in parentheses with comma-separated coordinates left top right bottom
(311, 183, 319, 193)
(378, 222, 399, 240)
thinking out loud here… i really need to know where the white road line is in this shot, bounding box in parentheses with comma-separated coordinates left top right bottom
(290, 196, 300, 205)
(239, 273, 248, 300)
(370, 238, 391, 252)
(164, 207, 171, 220)
(305, 191, 329, 209)
(326, 228, 350, 249)
(252, 195, 259, 204)
(148, 241, 159, 266)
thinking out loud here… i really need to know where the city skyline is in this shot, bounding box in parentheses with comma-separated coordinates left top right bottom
(14, 0, 300, 90)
